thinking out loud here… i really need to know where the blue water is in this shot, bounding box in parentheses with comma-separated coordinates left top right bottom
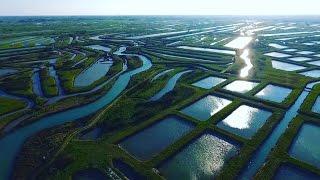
(151, 69, 174, 82)
(239, 89, 311, 179)
(255, 84, 292, 103)
(86, 45, 111, 52)
(300, 70, 320, 78)
(0, 54, 152, 179)
(112, 159, 145, 179)
(271, 61, 306, 71)
(312, 96, 320, 113)
(223, 80, 259, 94)
(119, 116, 194, 161)
(289, 123, 320, 168)
(79, 127, 103, 140)
(180, 95, 232, 121)
(150, 70, 192, 101)
(273, 164, 320, 180)
(0, 69, 17, 77)
(32, 69, 44, 98)
(192, 76, 226, 89)
(158, 132, 240, 179)
(48, 66, 65, 96)
(74, 59, 113, 88)
(72, 168, 107, 180)
(217, 105, 272, 139)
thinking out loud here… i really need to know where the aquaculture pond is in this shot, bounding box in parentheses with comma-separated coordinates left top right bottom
(312, 96, 320, 113)
(289, 57, 312, 62)
(119, 116, 194, 160)
(273, 164, 320, 180)
(299, 70, 320, 78)
(177, 46, 236, 55)
(271, 61, 306, 71)
(150, 70, 192, 101)
(239, 82, 319, 179)
(112, 160, 145, 179)
(158, 132, 240, 179)
(255, 84, 292, 103)
(0, 53, 152, 179)
(72, 168, 107, 180)
(268, 43, 287, 49)
(217, 105, 272, 139)
(79, 127, 103, 140)
(74, 59, 113, 87)
(264, 52, 292, 58)
(289, 123, 320, 168)
(0, 69, 17, 77)
(86, 45, 111, 52)
(283, 49, 297, 52)
(223, 80, 258, 93)
(308, 60, 320, 66)
(180, 95, 232, 121)
(192, 76, 226, 89)
(296, 51, 314, 55)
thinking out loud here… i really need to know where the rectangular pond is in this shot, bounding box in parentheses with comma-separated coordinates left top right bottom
(217, 105, 272, 139)
(273, 164, 320, 180)
(296, 51, 315, 55)
(86, 45, 111, 52)
(255, 84, 292, 103)
(224, 36, 253, 49)
(180, 95, 232, 121)
(119, 116, 194, 161)
(272, 61, 306, 71)
(308, 61, 320, 66)
(289, 123, 320, 168)
(289, 57, 312, 62)
(223, 80, 259, 93)
(269, 43, 288, 49)
(283, 49, 297, 52)
(265, 52, 292, 58)
(192, 76, 226, 89)
(299, 70, 320, 78)
(177, 46, 236, 55)
(312, 96, 320, 113)
(158, 132, 240, 179)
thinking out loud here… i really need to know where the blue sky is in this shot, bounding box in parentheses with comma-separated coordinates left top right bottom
(1, 0, 319, 16)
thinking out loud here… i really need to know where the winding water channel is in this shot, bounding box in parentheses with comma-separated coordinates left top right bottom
(0, 49, 152, 179)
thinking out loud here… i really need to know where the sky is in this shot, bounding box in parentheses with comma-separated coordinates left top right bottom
(1, 0, 320, 16)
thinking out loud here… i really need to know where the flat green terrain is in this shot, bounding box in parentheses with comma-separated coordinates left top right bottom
(0, 16, 319, 180)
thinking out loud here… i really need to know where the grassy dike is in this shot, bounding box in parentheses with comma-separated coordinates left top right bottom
(0, 97, 26, 116)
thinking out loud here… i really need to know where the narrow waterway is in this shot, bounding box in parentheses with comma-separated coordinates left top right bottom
(32, 68, 45, 98)
(0, 49, 152, 179)
(150, 70, 192, 101)
(239, 49, 253, 78)
(239, 81, 319, 179)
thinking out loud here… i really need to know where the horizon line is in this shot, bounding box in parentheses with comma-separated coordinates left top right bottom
(1, 14, 320, 17)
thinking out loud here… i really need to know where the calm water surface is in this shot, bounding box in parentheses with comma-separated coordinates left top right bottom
(119, 116, 194, 160)
(181, 95, 232, 121)
(289, 123, 320, 168)
(158, 132, 240, 179)
(217, 105, 272, 139)
(255, 84, 292, 103)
